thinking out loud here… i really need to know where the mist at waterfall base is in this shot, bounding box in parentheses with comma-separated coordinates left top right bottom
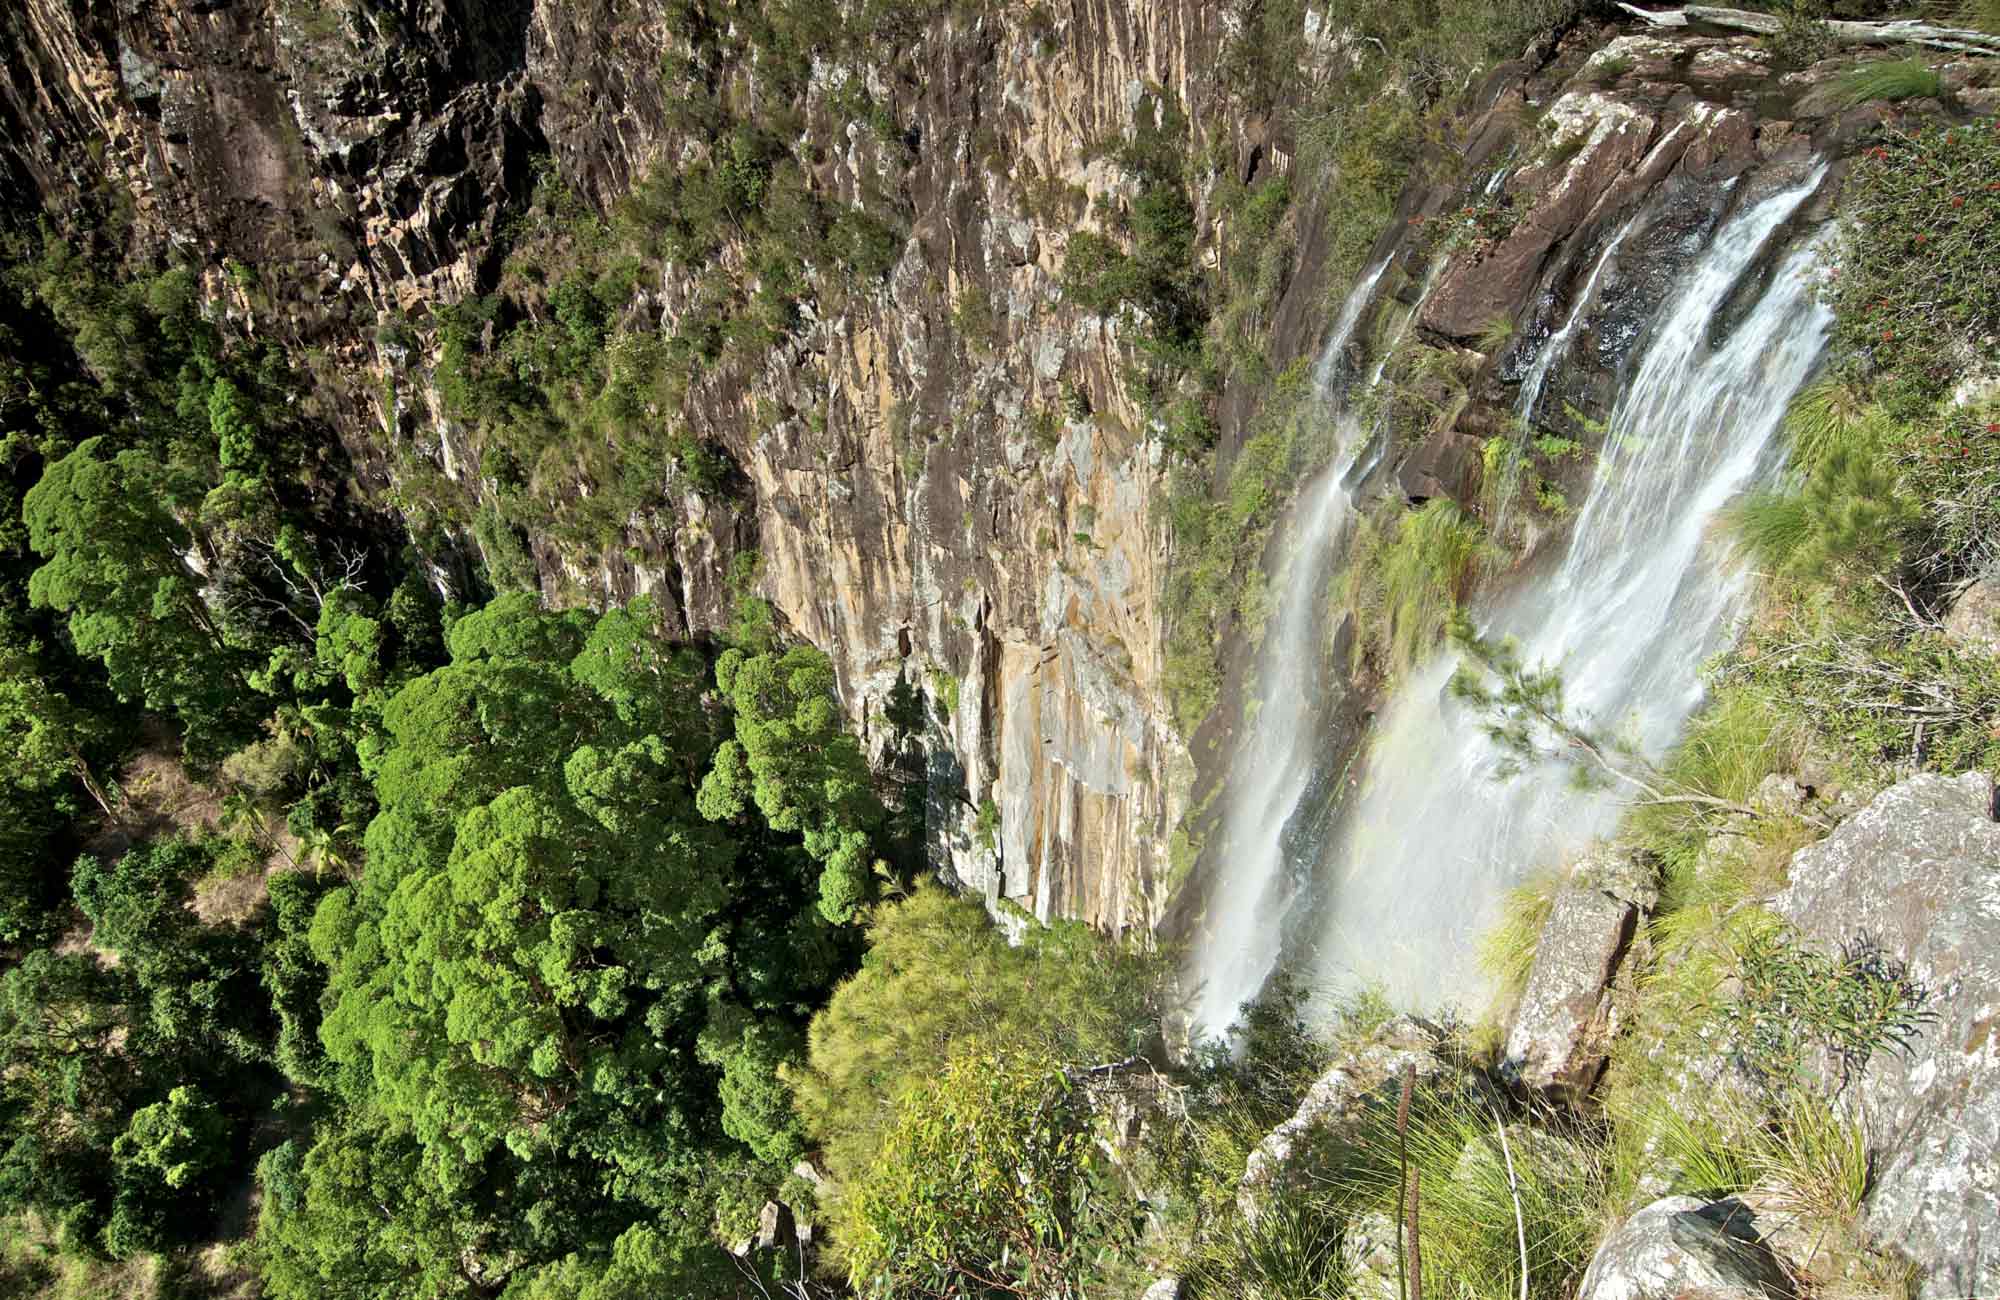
(1181, 257, 1395, 1040)
(1186, 170, 1832, 1043)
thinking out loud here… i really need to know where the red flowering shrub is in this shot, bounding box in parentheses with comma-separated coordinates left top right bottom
(1827, 117, 2000, 398)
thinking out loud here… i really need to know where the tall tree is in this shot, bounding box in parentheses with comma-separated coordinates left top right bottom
(699, 645, 884, 922)
(23, 436, 249, 756)
(0, 639, 115, 815)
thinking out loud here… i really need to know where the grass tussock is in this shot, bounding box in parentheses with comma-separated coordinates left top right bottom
(1479, 867, 1561, 1007)
(1636, 1088, 1866, 1217)
(1814, 58, 1944, 113)
(1950, 0, 2000, 34)
(1339, 499, 1490, 678)
(1313, 1071, 1616, 1300)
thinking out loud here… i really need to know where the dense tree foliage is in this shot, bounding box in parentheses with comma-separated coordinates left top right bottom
(794, 885, 1157, 1202)
(839, 1047, 1131, 1298)
(0, 230, 906, 1293)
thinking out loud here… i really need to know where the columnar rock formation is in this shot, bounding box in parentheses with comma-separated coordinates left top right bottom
(5, 0, 1990, 941)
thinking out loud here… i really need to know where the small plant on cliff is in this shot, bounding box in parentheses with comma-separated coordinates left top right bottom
(1724, 929, 1933, 1095)
(974, 796, 1001, 852)
(1417, 198, 1517, 258)
(1340, 501, 1491, 678)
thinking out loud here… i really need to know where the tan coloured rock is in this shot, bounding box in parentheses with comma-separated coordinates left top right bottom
(1503, 882, 1635, 1103)
(1944, 571, 2000, 657)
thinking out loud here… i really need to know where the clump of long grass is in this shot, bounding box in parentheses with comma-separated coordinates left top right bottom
(1178, 1198, 1348, 1300)
(1339, 499, 1491, 677)
(1309, 1072, 1614, 1300)
(1660, 684, 1801, 809)
(1639, 1086, 1868, 1228)
(1479, 868, 1562, 1005)
(1950, 0, 2000, 36)
(1813, 58, 1943, 112)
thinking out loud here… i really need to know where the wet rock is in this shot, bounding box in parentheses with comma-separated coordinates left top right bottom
(1943, 571, 2000, 658)
(1422, 91, 1658, 340)
(1237, 1016, 1445, 1222)
(1399, 429, 1484, 507)
(118, 43, 167, 108)
(1577, 1196, 1794, 1300)
(1503, 881, 1636, 1102)
(1400, 426, 1496, 506)
(1774, 772, 2000, 1299)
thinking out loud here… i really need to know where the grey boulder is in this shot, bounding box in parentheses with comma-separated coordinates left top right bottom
(1774, 771, 2000, 1299)
(1577, 1196, 1793, 1300)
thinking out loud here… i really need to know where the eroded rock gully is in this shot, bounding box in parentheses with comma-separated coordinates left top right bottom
(6, 1, 1986, 936)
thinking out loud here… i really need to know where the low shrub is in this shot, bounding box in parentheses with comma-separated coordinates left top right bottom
(1826, 116, 2000, 397)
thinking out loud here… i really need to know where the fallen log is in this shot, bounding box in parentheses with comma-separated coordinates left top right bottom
(1615, 3, 2000, 56)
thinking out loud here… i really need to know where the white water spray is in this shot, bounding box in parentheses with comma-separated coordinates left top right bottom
(1307, 170, 1831, 1009)
(1182, 257, 1397, 1038)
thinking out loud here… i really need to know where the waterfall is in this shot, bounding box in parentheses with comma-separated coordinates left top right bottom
(1306, 169, 1831, 1010)
(1182, 257, 1396, 1039)
(1187, 166, 1834, 1040)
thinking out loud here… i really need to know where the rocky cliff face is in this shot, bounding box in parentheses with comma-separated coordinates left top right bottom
(1, 0, 1251, 932)
(5, 0, 1988, 938)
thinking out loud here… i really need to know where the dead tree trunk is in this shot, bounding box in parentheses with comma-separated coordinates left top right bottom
(1615, 4, 2000, 56)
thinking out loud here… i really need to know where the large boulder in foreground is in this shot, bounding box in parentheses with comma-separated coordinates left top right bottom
(1503, 876, 1638, 1103)
(1774, 772, 2000, 1299)
(1577, 1196, 1794, 1300)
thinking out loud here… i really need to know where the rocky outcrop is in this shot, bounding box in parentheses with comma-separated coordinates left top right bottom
(1236, 1016, 1445, 1221)
(1419, 34, 1783, 345)
(1503, 877, 1637, 1103)
(1774, 771, 2000, 1300)
(1577, 1196, 1794, 1300)
(1944, 571, 2000, 657)
(1341, 1209, 1400, 1300)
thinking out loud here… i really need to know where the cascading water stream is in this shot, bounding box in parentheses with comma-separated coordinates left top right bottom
(1305, 169, 1832, 1010)
(1186, 166, 1834, 1040)
(1515, 213, 1640, 432)
(1183, 257, 1399, 1038)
